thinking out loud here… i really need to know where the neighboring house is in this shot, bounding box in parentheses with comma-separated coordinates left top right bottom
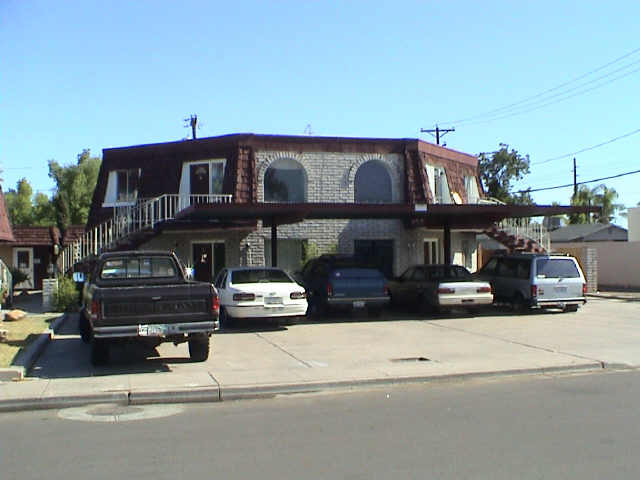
(551, 223, 638, 291)
(77, 134, 583, 281)
(0, 186, 16, 300)
(2, 225, 86, 291)
(550, 223, 628, 243)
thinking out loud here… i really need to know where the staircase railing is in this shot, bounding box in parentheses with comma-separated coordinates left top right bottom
(61, 194, 232, 273)
(498, 218, 550, 252)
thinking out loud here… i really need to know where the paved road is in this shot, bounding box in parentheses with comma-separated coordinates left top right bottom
(2, 370, 640, 479)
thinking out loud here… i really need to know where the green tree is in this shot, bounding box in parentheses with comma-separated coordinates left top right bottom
(477, 145, 531, 204)
(568, 184, 622, 224)
(32, 192, 56, 226)
(592, 184, 623, 224)
(5, 178, 34, 225)
(48, 149, 101, 225)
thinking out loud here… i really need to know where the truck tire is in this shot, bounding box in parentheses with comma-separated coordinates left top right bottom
(78, 315, 91, 344)
(188, 334, 210, 362)
(91, 339, 109, 366)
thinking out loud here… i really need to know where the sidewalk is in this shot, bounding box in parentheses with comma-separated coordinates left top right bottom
(1, 296, 639, 412)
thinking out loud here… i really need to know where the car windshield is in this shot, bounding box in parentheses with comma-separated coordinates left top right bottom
(231, 269, 293, 284)
(100, 257, 177, 279)
(536, 258, 580, 278)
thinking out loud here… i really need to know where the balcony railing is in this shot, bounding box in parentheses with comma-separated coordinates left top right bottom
(498, 218, 550, 252)
(61, 194, 232, 273)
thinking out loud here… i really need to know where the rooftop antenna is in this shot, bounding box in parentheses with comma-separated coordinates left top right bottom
(304, 124, 313, 135)
(184, 114, 199, 139)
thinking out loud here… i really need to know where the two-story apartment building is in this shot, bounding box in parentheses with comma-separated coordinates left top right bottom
(84, 133, 570, 282)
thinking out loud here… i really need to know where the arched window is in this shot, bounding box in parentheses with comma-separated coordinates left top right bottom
(264, 159, 306, 202)
(354, 161, 392, 203)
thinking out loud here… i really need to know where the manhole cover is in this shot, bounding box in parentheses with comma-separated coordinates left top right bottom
(58, 403, 184, 423)
(391, 357, 431, 363)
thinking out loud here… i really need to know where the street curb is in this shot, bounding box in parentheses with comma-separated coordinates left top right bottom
(219, 362, 609, 401)
(128, 387, 221, 405)
(1, 361, 636, 413)
(1, 313, 69, 382)
(0, 391, 129, 413)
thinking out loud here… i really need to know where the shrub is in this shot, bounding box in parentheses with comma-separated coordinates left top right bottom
(53, 276, 80, 312)
(9, 268, 29, 289)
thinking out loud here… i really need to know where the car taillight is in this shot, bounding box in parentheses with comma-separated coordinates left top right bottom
(476, 286, 491, 293)
(327, 283, 333, 297)
(90, 300, 101, 321)
(437, 287, 455, 294)
(582, 283, 587, 295)
(531, 285, 538, 297)
(233, 293, 255, 301)
(212, 295, 220, 313)
(290, 291, 306, 300)
(384, 284, 390, 296)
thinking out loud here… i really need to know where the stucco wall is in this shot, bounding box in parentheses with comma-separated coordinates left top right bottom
(553, 241, 640, 290)
(628, 207, 640, 242)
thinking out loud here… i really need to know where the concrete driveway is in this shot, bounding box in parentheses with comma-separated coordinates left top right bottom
(1, 296, 639, 410)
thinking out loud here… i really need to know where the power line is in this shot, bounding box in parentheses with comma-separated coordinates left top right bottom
(517, 168, 640, 193)
(450, 64, 640, 127)
(532, 127, 640, 165)
(438, 46, 640, 127)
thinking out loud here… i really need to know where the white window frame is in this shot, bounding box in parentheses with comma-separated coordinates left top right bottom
(424, 238, 439, 265)
(102, 169, 140, 207)
(179, 159, 227, 197)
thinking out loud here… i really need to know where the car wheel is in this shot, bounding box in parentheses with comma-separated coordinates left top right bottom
(563, 304, 579, 313)
(188, 334, 210, 362)
(90, 339, 109, 366)
(512, 293, 529, 313)
(219, 307, 233, 329)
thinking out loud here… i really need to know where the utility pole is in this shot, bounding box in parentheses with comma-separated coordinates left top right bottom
(573, 157, 577, 197)
(184, 114, 198, 139)
(421, 125, 455, 145)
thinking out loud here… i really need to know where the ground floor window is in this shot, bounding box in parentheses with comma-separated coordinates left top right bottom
(264, 239, 304, 274)
(354, 239, 394, 279)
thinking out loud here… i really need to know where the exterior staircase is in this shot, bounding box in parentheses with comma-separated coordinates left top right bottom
(61, 194, 232, 273)
(484, 219, 550, 253)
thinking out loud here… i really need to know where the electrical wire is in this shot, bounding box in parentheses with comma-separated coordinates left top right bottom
(516, 168, 640, 193)
(532, 128, 640, 165)
(437, 46, 640, 127)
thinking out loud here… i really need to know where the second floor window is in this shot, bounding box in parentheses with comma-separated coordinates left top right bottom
(117, 169, 139, 203)
(103, 168, 140, 206)
(264, 159, 306, 202)
(354, 161, 392, 203)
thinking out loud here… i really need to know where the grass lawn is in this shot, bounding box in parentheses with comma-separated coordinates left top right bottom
(0, 314, 58, 367)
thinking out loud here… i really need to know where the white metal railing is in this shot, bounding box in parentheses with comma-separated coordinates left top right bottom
(61, 194, 232, 273)
(498, 218, 550, 252)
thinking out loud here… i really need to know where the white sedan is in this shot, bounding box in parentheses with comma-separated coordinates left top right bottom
(213, 267, 308, 326)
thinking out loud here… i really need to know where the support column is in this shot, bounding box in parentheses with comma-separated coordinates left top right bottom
(271, 221, 278, 267)
(443, 222, 451, 265)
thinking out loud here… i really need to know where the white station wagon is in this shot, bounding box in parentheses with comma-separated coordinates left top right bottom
(213, 267, 308, 326)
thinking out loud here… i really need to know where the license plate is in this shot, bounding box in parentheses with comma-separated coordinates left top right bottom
(461, 299, 474, 303)
(138, 324, 167, 337)
(555, 286, 568, 293)
(265, 297, 283, 305)
(353, 301, 365, 308)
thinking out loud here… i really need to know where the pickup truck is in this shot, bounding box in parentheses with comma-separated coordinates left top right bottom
(79, 250, 219, 365)
(298, 254, 390, 317)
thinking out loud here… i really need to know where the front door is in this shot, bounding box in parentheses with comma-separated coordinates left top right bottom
(190, 163, 210, 204)
(13, 248, 34, 289)
(192, 243, 226, 283)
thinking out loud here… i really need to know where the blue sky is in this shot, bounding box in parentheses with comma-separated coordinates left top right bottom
(2, 1, 639, 226)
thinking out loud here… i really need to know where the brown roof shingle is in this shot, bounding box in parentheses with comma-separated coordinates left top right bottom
(0, 186, 16, 242)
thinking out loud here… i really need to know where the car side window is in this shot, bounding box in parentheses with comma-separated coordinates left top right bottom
(400, 268, 414, 281)
(516, 260, 531, 279)
(481, 258, 498, 275)
(497, 259, 516, 277)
